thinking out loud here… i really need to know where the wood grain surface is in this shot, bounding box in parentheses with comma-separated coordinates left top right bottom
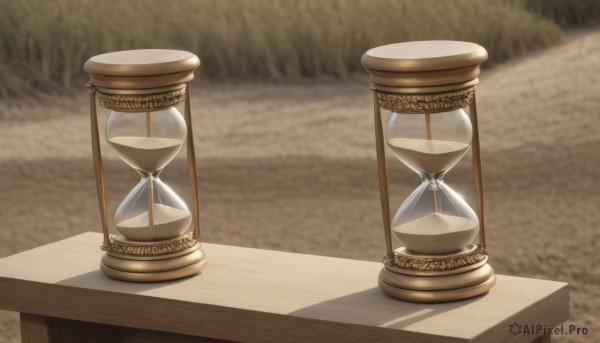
(0, 233, 568, 343)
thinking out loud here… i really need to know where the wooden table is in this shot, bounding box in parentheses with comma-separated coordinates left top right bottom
(0, 233, 568, 343)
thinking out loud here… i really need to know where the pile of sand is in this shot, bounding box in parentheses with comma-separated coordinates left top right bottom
(116, 203, 191, 241)
(0, 30, 598, 343)
(387, 138, 469, 175)
(108, 136, 184, 172)
(393, 213, 479, 254)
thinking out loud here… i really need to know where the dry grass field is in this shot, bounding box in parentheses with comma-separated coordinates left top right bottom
(0, 0, 581, 97)
(0, 27, 598, 342)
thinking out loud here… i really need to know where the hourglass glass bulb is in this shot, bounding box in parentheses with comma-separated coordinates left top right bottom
(386, 108, 479, 254)
(391, 179, 479, 254)
(106, 106, 191, 241)
(106, 107, 187, 173)
(385, 109, 472, 179)
(115, 176, 192, 241)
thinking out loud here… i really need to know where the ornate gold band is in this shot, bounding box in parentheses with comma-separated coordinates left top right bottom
(375, 86, 475, 114)
(109, 233, 198, 257)
(97, 87, 187, 112)
(384, 244, 486, 272)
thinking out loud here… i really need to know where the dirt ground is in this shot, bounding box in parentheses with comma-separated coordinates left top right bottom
(0, 30, 598, 342)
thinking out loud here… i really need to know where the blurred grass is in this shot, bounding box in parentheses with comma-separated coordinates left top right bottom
(504, 0, 600, 27)
(1, 0, 596, 97)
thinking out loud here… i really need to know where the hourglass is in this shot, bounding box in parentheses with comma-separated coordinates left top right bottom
(362, 41, 495, 302)
(84, 50, 206, 282)
(107, 108, 190, 242)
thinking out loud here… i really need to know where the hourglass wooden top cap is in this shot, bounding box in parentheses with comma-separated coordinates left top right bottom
(361, 41, 488, 91)
(84, 49, 200, 90)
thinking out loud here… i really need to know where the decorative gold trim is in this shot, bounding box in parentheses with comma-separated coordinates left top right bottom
(386, 244, 486, 272)
(107, 243, 201, 261)
(376, 87, 475, 114)
(110, 233, 198, 256)
(97, 87, 187, 112)
(386, 256, 488, 277)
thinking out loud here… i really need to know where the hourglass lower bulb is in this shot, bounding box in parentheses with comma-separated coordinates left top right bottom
(107, 107, 191, 242)
(386, 108, 479, 255)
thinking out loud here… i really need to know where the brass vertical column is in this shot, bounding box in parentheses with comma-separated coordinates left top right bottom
(372, 90, 394, 259)
(184, 82, 202, 240)
(87, 83, 110, 251)
(469, 94, 487, 251)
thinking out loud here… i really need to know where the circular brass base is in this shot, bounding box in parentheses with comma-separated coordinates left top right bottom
(378, 263, 496, 303)
(100, 245, 206, 282)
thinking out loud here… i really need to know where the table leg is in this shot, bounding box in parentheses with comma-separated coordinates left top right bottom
(20, 313, 50, 343)
(19, 313, 228, 342)
(20, 313, 122, 343)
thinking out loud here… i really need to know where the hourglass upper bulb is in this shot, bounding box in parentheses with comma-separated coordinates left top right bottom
(106, 107, 187, 173)
(385, 108, 472, 179)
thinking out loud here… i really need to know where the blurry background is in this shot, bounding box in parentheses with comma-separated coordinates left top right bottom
(0, 0, 599, 342)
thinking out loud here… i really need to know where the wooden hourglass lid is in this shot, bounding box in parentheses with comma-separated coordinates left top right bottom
(361, 41, 487, 93)
(84, 49, 201, 92)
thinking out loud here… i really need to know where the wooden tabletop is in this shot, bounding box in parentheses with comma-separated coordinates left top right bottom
(0, 233, 568, 343)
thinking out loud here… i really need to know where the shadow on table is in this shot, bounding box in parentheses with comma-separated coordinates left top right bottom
(288, 286, 486, 330)
(56, 269, 199, 294)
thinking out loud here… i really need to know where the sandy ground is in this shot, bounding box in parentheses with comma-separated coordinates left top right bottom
(0, 30, 599, 342)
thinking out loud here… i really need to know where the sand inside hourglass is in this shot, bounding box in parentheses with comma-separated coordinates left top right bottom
(387, 138, 469, 175)
(108, 136, 184, 172)
(115, 203, 192, 241)
(393, 213, 479, 254)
